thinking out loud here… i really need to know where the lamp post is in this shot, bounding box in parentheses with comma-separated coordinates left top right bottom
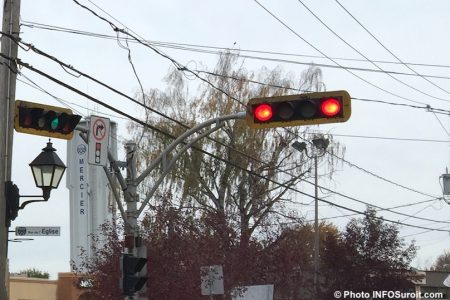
(29, 141, 66, 201)
(5, 141, 66, 226)
(292, 137, 329, 300)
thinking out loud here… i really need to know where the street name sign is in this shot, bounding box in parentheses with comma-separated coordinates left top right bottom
(15, 226, 61, 236)
(88, 115, 110, 166)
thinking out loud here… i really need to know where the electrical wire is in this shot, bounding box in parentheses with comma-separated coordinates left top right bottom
(20, 20, 450, 81)
(195, 69, 450, 116)
(67, 0, 450, 232)
(21, 20, 450, 70)
(330, 0, 450, 139)
(7, 6, 450, 225)
(3, 51, 449, 233)
(17, 77, 130, 121)
(16, 11, 449, 212)
(296, 0, 450, 103)
(278, 124, 441, 199)
(301, 175, 450, 224)
(303, 132, 450, 143)
(252, 0, 433, 106)
(16, 18, 446, 206)
(261, 197, 446, 228)
(401, 224, 450, 238)
(432, 112, 450, 138)
(334, 0, 450, 97)
(320, 197, 444, 222)
(72, 0, 245, 107)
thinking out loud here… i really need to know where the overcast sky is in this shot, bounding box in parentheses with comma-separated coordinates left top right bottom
(6, 0, 450, 278)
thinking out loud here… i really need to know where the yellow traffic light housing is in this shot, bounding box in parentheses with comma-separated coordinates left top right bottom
(246, 90, 351, 129)
(14, 100, 82, 140)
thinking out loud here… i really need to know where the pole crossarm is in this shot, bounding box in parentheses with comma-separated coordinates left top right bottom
(134, 112, 246, 185)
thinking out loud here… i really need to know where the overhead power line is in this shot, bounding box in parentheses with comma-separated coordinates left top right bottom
(333, 0, 450, 97)
(317, 197, 444, 223)
(304, 132, 450, 143)
(64, 2, 444, 202)
(296, 0, 450, 103)
(2, 49, 447, 232)
(10, 2, 446, 228)
(252, 0, 437, 106)
(195, 69, 450, 116)
(20, 20, 450, 81)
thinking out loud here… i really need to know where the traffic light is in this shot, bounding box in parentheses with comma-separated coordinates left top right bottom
(246, 90, 351, 129)
(14, 100, 82, 140)
(120, 254, 148, 296)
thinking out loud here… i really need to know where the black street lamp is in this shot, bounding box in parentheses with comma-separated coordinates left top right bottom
(29, 141, 66, 201)
(5, 141, 66, 226)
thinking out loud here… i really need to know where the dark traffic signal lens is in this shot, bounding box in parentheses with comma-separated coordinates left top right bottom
(277, 102, 295, 120)
(298, 100, 317, 118)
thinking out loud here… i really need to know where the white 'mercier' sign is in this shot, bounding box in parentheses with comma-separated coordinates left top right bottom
(88, 115, 110, 166)
(15, 226, 61, 236)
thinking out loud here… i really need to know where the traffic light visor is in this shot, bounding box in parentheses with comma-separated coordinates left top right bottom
(15, 100, 82, 140)
(246, 90, 351, 128)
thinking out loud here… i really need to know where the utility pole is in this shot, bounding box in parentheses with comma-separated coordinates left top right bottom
(0, 0, 21, 299)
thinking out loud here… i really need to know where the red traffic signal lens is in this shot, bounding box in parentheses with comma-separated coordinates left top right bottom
(321, 98, 341, 117)
(254, 104, 273, 122)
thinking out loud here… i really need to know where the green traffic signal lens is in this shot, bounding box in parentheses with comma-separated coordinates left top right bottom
(51, 117, 59, 130)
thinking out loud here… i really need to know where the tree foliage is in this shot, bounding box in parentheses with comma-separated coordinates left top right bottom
(77, 208, 418, 299)
(321, 208, 417, 296)
(75, 56, 417, 299)
(128, 53, 344, 246)
(19, 267, 50, 279)
(431, 250, 450, 271)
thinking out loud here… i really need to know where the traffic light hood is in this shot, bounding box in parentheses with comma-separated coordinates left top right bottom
(246, 90, 351, 129)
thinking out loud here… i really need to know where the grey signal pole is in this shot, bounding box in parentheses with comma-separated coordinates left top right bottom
(0, 1, 21, 299)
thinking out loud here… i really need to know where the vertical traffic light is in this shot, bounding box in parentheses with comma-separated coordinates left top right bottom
(120, 254, 148, 296)
(14, 100, 82, 140)
(246, 90, 351, 128)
